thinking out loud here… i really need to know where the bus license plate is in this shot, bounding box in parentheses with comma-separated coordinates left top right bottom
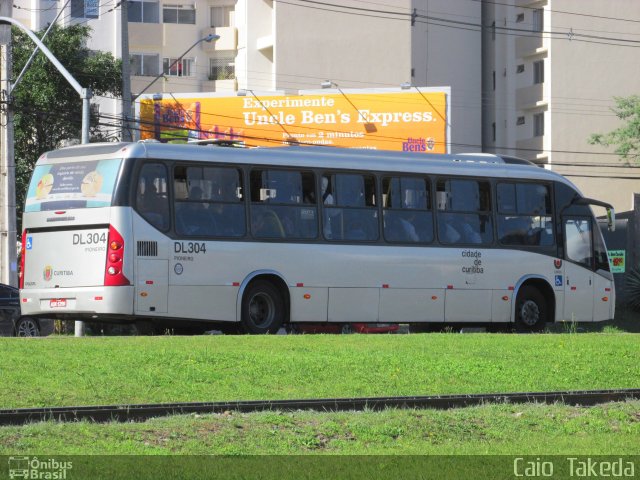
(50, 299, 67, 308)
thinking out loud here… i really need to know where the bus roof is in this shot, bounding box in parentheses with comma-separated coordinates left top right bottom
(42, 141, 576, 188)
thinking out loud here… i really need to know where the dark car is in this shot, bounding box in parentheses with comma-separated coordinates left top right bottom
(0, 283, 54, 337)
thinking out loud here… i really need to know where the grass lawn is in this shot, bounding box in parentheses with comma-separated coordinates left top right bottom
(0, 401, 638, 455)
(0, 332, 638, 409)
(0, 333, 638, 475)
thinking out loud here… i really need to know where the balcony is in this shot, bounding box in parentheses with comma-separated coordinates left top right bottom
(514, 0, 543, 6)
(201, 27, 238, 51)
(129, 23, 163, 48)
(516, 83, 544, 110)
(202, 78, 238, 93)
(515, 35, 544, 58)
(516, 136, 544, 160)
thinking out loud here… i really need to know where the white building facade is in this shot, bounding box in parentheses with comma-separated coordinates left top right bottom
(12, 0, 639, 211)
(482, 0, 640, 213)
(13, 0, 482, 153)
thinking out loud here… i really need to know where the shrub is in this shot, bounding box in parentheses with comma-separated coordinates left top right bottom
(626, 268, 640, 311)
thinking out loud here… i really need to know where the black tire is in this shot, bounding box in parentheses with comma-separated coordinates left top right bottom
(134, 321, 164, 336)
(341, 324, 353, 334)
(514, 286, 548, 332)
(15, 317, 41, 337)
(241, 281, 285, 334)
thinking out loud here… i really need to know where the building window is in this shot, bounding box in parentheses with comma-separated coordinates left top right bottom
(71, 0, 99, 18)
(516, 13, 524, 23)
(209, 55, 235, 80)
(516, 116, 525, 126)
(131, 53, 160, 76)
(492, 122, 496, 142)
(211, 1, 236, 27)
(163, 4, 196, 24)
(533, 8, 544, 32)
(491, 21, 496, 40)
(492, 71, 496, 91)
(516, 64, 525, 74)
(533, 60, 544, 84)
(163, 58, 194, 77)
(128, 0, 159, 23)
(534, 113, 544, 136)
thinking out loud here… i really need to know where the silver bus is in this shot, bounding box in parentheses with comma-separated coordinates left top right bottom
(19, 142, 615, 333)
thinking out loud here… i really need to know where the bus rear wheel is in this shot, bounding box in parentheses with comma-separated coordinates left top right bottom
(241, 281, 284, 334)
(515, 286, 547, 332)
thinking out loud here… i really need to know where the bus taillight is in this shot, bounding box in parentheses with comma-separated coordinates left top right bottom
(19, 229, 26, 289)
(104, 225, 130, 286)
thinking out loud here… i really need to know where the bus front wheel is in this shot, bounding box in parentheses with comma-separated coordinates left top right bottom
(514, 286, 547, 332)
(241, 281, 284, 334)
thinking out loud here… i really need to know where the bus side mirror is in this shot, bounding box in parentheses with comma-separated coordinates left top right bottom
(606, 207, 615, 232)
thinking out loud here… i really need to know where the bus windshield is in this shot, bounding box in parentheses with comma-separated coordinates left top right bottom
(25, 158, 122, 212)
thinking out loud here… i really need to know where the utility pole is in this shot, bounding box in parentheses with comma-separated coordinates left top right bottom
(0, 0, 17, 287)
(121, 0, 132, 142)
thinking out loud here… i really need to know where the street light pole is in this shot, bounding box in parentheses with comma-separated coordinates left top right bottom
(0, 5, 17, 287)
(0, 17, 93, 144)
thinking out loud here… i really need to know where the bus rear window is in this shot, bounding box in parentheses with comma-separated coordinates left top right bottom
(25, 158, 122, 212)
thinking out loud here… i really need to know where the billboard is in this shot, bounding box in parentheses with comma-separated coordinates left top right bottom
(137, 88, 450, 153)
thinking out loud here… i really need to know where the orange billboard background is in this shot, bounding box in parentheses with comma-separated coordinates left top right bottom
(138, 89, 449, 153)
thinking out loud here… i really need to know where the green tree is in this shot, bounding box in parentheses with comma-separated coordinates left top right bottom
(589, 95, 640, 163)
(12, 24, 121, 226)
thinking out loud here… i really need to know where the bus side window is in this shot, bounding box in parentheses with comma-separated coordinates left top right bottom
(436, 178, 492, 245)
(204, 167, 246, 237)
(173, 166, 246, 238)
(382, 176, 433, 244)
(136, 163, 170, 231)
(250, 169, 317, 239)
(323, 173, 378, 242)
(497, 183, 554, 247)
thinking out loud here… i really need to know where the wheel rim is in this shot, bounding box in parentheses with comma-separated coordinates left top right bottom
(248, 292, 275, 328)
(520, 300, 540, 326)
(17, 318, 39, 337)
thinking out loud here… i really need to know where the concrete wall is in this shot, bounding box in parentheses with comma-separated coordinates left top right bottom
(411, 0, 482, 154)
(548, 0, 640, 212)
(273, 0, 412, 91)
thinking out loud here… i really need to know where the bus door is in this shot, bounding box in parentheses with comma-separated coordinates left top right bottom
(135, 259, 169, 314)
(562, 217, 594, 321)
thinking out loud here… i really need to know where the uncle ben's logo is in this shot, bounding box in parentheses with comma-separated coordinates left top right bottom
(43, 265, 53, 282)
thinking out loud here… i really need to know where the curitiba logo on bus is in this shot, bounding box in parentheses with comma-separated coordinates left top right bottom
(43, 265, 53, 282)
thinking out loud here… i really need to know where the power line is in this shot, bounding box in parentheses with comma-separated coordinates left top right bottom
(282, 0, 640, 48)
(13, 99, 638, 164)
(474, 0, 640, 24)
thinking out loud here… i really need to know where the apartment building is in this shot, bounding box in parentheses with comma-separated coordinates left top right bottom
(15, 0, 638, 211)
(482, 0, 640, 213)
(12, 0, 482, 153)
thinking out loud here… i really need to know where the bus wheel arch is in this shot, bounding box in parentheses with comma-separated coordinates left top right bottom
(513, 278, 555, 332)
(239, 273, 289, 334)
